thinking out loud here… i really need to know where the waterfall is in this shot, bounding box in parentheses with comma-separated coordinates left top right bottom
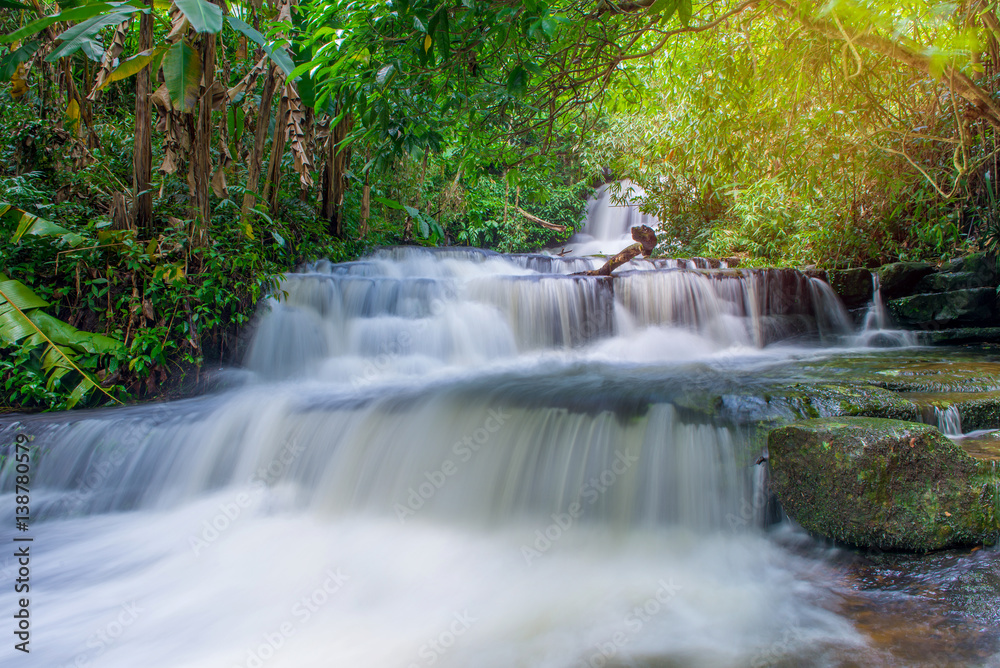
(935, 405, 963, 437)
(853, 273, 916, 347)
(560, 180, 662, 257)
(0, 243, 911, 668)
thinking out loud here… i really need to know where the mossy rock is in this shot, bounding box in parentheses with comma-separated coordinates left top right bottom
(828, 268, 873, 309)
(918, 327, 1000, 346)
(955, 393, 1000, 432)
(915, 271, 992, 294)
(942, 253, 999, 281)
(877, 261, 934, 300)
(773, 383, 918, 421)
(768, 417, 1000, 551)
(888, 288, 997, 329)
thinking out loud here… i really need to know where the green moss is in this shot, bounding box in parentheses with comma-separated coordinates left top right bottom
(768, 418, 1000, 551)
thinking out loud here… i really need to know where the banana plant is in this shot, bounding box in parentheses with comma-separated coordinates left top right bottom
(1, 203, 124, 408)
(0, 273, 123, 408)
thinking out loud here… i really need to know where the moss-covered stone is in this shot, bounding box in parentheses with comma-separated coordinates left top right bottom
(877, 261, 935, 300)
(768, 417, 1000, 551)
(942, 252, 999, 281)
(828, 268, 873, 309)
(918, 327, 1000, 346)
(915, 271, 992, 294)
(773, 383, 918, 421)
(955, 394, 1000, 432)
(888, 288, 997, 329)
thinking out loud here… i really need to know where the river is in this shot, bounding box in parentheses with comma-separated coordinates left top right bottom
(1, 187, 998, 667)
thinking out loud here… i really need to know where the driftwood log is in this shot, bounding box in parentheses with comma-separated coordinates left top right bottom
(515, 206, 567, 232)
(579, 225, 657, 276)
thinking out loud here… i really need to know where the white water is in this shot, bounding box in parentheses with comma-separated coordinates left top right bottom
(854, 274, 917, 347)
(936, 405, 963, 437)
(559, 180, 663, 257)
(0, 200, 939, 667)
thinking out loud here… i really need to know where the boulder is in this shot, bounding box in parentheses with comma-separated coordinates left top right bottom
(876, 261, 935, 300)
(955, 393, 1000, 432)
(888, 287, 997, 329)
(767, 417, 999, 551)
(915, 271, 991, 294)
(828, 268, 873, 309)
(942, 253, 998, 281)
(917, 327, 1000, 346)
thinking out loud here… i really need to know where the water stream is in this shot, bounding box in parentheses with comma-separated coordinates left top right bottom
(1, 192, 998, 667)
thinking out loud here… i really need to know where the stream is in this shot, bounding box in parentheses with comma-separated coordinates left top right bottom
(1, 187, 999, 667)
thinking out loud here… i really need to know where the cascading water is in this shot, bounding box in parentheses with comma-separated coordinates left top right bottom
(559, 180, 663, 257)
(4, 227, 990, 666)
(854, 273, 916, 347)
(936, 405, 964, 437)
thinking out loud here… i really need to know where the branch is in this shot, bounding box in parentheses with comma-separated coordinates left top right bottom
(514, 205, 567, 231)
(580, 225, 657, 276)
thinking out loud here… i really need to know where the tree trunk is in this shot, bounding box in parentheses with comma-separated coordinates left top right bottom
(241, 65, 278, 217)
(192, 11, 219, 247)
(321, 110, 353, 237)
(133, 0, 154, 233)
(264, 91, 289, 216)
(581, 225, 657, 276)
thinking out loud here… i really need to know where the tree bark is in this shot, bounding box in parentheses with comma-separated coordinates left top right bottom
(241, 65, 278, 217)
(192, 9, 219, 246)
(321, 110, 353, 236)
(264, 91, 289, 216)
(581, 225, 657, 276)
(133, 0, 154, 233)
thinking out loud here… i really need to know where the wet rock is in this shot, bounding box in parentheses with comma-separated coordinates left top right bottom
(954, 394, 1000, 432)
(828, 268, 873, 309)
(768, 418, 1000, 551)
(915, 271, 991, 294)
(942, 253, 998, 282)
(888, 288, 997, 329)
(774, 383, 918, 422)
(877, 262, 935, 300)
(918, 327, 1000, 346)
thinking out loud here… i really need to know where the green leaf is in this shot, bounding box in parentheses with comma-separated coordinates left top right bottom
(162, 41, 201, 112)
(226, 16, 294, 76)
(0, 40, 40, 81)
(1, 2, 116, 45)
(0, 0, 31, 8)
(372, 195, 405, 210)
(403, 205, 420, 217)
(101, 46, 166, 89)
(417, 217, 430, 237)
(3, 204, 72, 243)
(46, 8, 138, 62)
(174, 0, 223, 34)
(506, 65, 528, 97)
(677, 0, 692, 26)
(376, 63, 395, 86)
(0, 279, 49, 311)
(33, 312, 123, 354)
(66, 376, 94, 409)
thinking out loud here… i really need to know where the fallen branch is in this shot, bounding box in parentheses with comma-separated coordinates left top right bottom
(581, 225, 657, 276)
(515, 205, 567, 232)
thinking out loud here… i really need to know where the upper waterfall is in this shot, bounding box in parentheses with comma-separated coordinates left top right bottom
(560, 180, 663, 256)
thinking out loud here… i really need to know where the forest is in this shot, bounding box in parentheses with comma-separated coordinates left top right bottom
(2, 0, 1000, 410)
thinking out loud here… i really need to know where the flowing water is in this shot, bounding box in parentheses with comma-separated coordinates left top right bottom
(2, 195, 999, 667)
